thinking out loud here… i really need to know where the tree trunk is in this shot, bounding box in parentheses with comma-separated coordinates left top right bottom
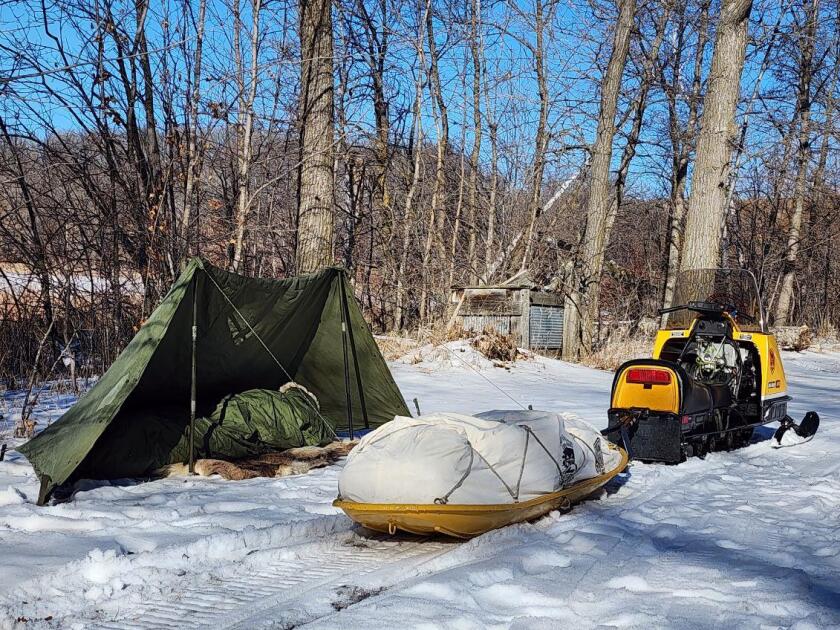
(775, 0, 819, 324)
(296, 0, 336, 273)
(448, 72, 469, 288)
(562, 0, 636, 360)
(419, 2, 448, 320)
(483, 118, 499, 283)
(608, 2, 671, 233)
(181, 0, 207, 261)
(482, 23, 499, 283)
(812, 28, 837, 323)
(661, 0, 711, 320)
(519, 0, 550, 272)
(680, 0, 753, 271)
(372, 0, 390, 213)
(396, 66, 424, 330)
(352, 0, 390, 213)
(231, 0, 262, 272)
(466, 0, 482, 283)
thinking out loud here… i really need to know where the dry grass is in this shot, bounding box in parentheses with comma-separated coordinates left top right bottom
(808, 320, 840, 351)
(375, 323, 471, 361)
(772, 325, 813, 351)
(582, 333, 653, 371)
(375, 323, 524, 365)
(378, 317, 840, 373)
(470, 326, 521, 363)
(374, 334, 420, 361)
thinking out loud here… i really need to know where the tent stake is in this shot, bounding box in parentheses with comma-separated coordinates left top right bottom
(189, 275, 198, 474)
(339, 273, 355, 440)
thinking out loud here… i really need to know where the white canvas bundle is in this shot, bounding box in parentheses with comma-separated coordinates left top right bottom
(338, 410, 620, 505)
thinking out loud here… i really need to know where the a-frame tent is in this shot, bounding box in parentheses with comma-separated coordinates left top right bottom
(20, 258, 409, 503)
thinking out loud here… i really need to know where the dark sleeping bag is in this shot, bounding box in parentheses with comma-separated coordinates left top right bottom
(72, 384, 335, 481)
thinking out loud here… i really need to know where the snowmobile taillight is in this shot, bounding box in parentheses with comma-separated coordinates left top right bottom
(626, 368, 672, 385)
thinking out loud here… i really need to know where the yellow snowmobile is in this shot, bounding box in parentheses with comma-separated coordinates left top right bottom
(606, 268, 819, 463)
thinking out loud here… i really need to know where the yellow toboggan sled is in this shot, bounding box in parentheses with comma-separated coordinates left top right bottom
(334, 441, 628, 538)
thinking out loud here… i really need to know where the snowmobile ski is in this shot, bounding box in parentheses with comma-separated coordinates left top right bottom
(772, 412, 820, 447)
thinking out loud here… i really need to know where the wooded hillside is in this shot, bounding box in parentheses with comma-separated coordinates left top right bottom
(1, 0, 838, 381)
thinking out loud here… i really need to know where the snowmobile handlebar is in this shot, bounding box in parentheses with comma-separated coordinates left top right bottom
(658, 301, 758, 324)
(658, 301, 726, 316)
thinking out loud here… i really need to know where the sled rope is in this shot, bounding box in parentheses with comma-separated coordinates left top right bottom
(514, 430, 530, 500)
(436, 440, 519, 504)
(434, 446, 474, 505)
(435, 419, 593, 504)
(523, 425, 581, 489)
(522, 425, 564, 484)
(471, 446, 519, 502)
(202, 269, 339, 441)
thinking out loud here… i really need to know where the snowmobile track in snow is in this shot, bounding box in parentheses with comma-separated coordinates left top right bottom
(97, 476, 634, 630)
(93, 534, 457, 629)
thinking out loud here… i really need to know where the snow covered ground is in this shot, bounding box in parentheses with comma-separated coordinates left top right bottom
(1, 346, 838, 628)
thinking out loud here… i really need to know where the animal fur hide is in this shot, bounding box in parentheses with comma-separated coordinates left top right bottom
(159, 441, 357, 480)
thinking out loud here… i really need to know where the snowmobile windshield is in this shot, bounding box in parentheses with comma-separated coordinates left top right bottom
(666, 268, 765, 332)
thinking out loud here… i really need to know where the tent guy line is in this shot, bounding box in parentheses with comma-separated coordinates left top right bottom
(199, 263, 340, 443)
(432, 340, 529, 411)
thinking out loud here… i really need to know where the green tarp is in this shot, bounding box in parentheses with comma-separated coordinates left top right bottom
(19, 259, 409, 502)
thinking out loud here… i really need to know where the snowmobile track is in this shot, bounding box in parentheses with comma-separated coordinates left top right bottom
(84, 470, 634, 629)
(92, 535, 456, 629)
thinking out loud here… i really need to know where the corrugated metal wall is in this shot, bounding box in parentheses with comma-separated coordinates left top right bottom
(529, 305, 564, 349)
(455, 288, 564, 352)
(461, 315, 514, 336)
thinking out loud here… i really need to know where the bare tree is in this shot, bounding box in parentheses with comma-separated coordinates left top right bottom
(297, 0, 337, 273)
(181, 0, 208, 261)
(660, 0, 711, 315)
(466, 0, 483, 283)
(519, 0, 553, 273)
(1, 0, 839, 389)
(775, 0, 820, 323)
(562, 0, 636, 360)
(680, 0, 753, 271)
(231, 0, 264, 271)
(419, 0, 450, 321)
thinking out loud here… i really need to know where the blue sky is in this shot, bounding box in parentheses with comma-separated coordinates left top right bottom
(1, 0, 835, 200)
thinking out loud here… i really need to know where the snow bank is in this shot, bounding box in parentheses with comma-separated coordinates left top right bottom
(396, 340, 498, 371)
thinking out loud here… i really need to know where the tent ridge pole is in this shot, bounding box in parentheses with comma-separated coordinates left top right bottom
(189, 272, 198, 474)
(339, 273, 370, 430)
(339, 272, 355, 440)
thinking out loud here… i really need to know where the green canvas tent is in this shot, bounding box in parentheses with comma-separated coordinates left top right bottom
(20, 258, 409, 503)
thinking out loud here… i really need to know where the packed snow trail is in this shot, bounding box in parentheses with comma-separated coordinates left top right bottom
(90, 531, 457, 630)
(0, 347, 838, 628)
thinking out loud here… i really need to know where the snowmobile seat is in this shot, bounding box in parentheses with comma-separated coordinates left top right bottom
(679, 377, 714, 416)
(706, 384, 732, 409)
(679, 380, 732, 415)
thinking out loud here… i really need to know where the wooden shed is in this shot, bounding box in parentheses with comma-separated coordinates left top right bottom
(450, 271, 565, 353)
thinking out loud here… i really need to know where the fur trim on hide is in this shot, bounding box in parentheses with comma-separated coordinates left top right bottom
(278, 381, 320, 409)
(156, 440, 356, 481)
